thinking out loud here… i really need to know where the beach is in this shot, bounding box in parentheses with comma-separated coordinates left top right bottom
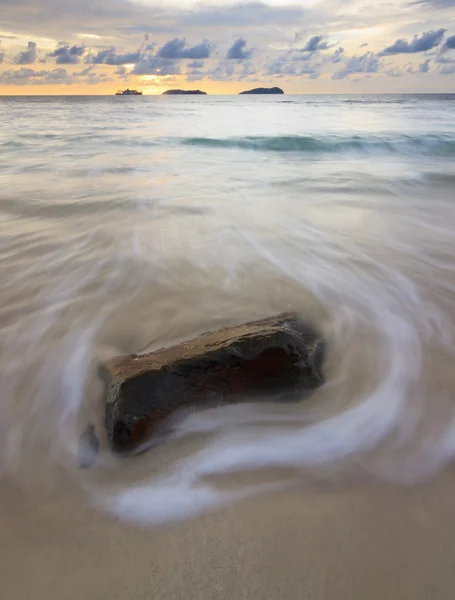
(2, 93, 455, 598)
(3, 470, 455, 600)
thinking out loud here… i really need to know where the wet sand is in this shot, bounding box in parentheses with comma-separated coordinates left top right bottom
(2, 469, 455, 600)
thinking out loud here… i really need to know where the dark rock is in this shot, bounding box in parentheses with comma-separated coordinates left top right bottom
(239, 87, 284, 95)
(102, 313, 324, 455)
(162, 89, 207, 95)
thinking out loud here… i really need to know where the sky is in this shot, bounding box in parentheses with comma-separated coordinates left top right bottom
(0, 0, 454, 94)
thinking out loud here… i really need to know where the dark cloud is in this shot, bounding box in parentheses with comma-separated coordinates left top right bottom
(16, 41, 38, 64)
(157, 38, 212, 59)
(187, 59, 204, 69)
(300, 35, 329, 53)
(226, 38, 252, 60)
(332, 52, 381, 79)
(48, 42, 85, 64)
(410, 0, 455, 7)
(360, 43, 369, 48)
(441, 33, 455, 50)
(378, 29, 446, 55)
(130, 38, 211, 75)
(86, 47, 142, 66)
(0, 34, 18, 39)
(0, 66, 72, 85)
(441, 63, 455, 73)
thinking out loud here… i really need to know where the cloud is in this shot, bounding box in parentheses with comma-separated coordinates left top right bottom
(332, 47, 344, 63)
(441, 63, 455, 73)
(360, 43, 369, 48)
(419, 58, 431, 72)
(0, 63, 113, 87)
(410, 0, 455, 7)
(300, 63, 322, 79)
(73, 65, 112, 85)
(186, 60, 205, 81)
(183, 2, 304, 28)
(300, 35, 329, 53)
(187, 60, 204, 70)
(48, 42, 85, 64)
(436, 52, 455, 72)
(0, 66, 72, 85)
(385, 65, 405, 77)
(16, 41, 38, 64)
(265, 53, 298, 77)
(115, 65, 128, 77)
(265, 50, 326, 79)
(206, 58, 255, 81)
(332, 52, 381, 79)
(132, 55, 180, 76)
(157, 38, 212, 59)
(130, 38, 211, 75)
(86, 47, 142, 66)
(379, 29, 446, 55)
(226, 38, 252, 60)
(441, 33, 455, 50)
(0, 43, 4, 64)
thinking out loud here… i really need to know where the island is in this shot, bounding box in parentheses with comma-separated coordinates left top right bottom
(162, 89, 207, 95)
(239, 87, 284, 95)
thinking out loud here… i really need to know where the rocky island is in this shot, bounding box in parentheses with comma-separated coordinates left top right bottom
(240, 87, 284, 95)
(162, 89, 207, 95)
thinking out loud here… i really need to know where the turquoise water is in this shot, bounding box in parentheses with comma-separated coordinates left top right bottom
(1, 94, 455, 524)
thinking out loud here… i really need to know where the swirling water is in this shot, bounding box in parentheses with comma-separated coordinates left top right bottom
(1, 93, 455, 525)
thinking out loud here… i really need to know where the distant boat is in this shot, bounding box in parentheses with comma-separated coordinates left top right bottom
(115, 89, 143, 96)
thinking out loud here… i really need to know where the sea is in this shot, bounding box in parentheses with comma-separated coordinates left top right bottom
(1, 93, 455, 526)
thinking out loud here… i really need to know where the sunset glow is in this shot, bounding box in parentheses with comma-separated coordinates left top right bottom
(0, 0, 454, 94)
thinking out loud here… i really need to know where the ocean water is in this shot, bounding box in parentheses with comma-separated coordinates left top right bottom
(1, 93, 455, 525)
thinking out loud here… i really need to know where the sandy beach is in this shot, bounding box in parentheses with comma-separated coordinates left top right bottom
(2, 468, 455, 600)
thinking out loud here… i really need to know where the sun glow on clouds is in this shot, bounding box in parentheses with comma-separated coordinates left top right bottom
(140, 74, 175, 94)
(339, 27, 385, 38)
(76, 33, 114, 40)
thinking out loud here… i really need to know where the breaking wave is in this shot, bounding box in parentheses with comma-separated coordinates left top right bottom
(183, 134, 455, 156)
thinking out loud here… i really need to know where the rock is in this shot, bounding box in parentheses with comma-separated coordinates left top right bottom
(102, 313, 324, 455)
(239, 87, 284, 95)
(162, 89, 207, 95)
